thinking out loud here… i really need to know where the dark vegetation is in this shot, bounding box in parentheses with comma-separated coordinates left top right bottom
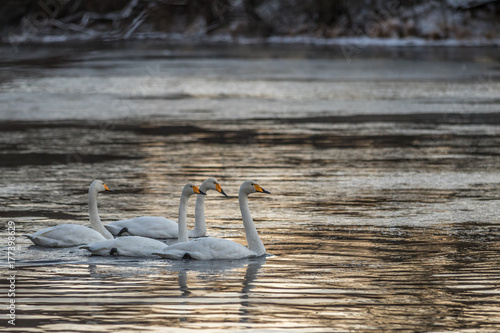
(1, 0, 500, 42)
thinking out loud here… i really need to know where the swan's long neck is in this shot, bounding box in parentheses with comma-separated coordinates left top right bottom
(239, 190, 266, 256)
(88, 187, 114, 239)
(194, 187, 207, 236)
(178, 192, 190, 243)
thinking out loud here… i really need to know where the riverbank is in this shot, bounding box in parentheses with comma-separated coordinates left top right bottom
(2, 0, 500, 47)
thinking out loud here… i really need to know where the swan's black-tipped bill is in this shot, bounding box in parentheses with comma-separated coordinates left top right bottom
(215, 183, 227, 197)
(253, 184, 270, 194)
(198, 190, 207, 195)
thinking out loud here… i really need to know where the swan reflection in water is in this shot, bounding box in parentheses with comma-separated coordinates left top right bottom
(83, 256, 267, 326)
(171, 256, 267, 294)
(171, 256, 267, 324)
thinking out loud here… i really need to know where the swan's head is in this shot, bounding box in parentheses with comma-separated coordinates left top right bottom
(201, 177, 227, 197)
(183, 183, 206, 197)
(91, 180, 113, 193)
(240, 180, 271, 195)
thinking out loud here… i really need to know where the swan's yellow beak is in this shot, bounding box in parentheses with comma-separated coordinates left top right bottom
(103, 184, 113, 192)
(254, 184, 271, 194)
(215, 183, 228, 197)
(193, 186, 206, 195)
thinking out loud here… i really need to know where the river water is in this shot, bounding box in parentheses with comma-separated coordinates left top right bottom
(1, 42, 500, 332)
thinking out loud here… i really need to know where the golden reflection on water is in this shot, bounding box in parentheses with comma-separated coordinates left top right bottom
(3, 115, 500, 332)
(9, 222, 500, 332)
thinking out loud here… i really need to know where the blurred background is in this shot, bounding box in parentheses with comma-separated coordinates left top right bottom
(1, 0, 500, 44)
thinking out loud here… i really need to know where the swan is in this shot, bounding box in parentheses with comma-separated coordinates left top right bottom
(153, 180, 270, 260)
(23, 180, 114, 247)
(104, 178, 227, 238)
(82, 184, 205, 257)
(80, 235, 168, 257)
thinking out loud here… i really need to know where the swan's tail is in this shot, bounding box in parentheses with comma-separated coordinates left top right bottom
(104, 224, 121, 236)
(23, 234, 37, 244)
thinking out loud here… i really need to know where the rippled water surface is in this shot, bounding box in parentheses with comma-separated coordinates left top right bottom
(1, 43, 500, 332)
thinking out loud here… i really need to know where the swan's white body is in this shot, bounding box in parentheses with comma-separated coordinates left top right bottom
(83, 183, 205, 257)
(105, 178, 226, 238)
(23, 180, 114, 247)
(105, 216, 178, 238)
(154, 180, 270, 260)
(155, 237, 259, 260)
(81, 236, 167, 257)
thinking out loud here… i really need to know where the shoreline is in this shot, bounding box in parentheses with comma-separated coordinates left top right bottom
(4, 33, 500, 48)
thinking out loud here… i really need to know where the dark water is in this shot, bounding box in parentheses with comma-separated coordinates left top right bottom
(1, 42, 500, 332)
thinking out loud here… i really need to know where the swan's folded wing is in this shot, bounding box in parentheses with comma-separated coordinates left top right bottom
(25, 224, 105, 247)
(106, 217, 178, 238)
(84, 236, 168, 257)
(114, 236, 168, 257)
(24, 234, 71, 247)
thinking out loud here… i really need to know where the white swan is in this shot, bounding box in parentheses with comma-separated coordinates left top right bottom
(82, 183, 205, 257)
(23, 180, 114, 247)
(153, 180, 270, 260)
(80, 235, 168, 257)
(104, 178, 226, 238)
